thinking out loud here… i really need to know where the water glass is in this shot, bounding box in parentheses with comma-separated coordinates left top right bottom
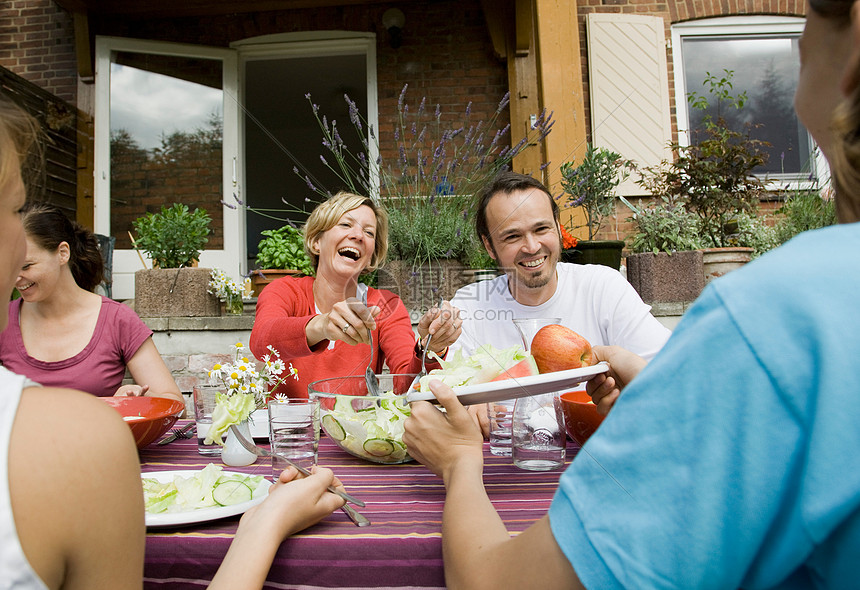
(512, 393, 566, 471)
(192, 384, 223, 456)
(268, 399, 319, 481)
(512, 317, 562, 351)
(487, 400, 514, 456)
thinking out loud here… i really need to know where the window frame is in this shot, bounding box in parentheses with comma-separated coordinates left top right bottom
(670, 16, 825, 192)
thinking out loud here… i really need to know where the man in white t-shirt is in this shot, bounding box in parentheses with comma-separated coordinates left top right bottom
(451, 171, 670, 360)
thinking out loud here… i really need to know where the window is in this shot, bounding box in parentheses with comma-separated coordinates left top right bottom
(672, 17, 819, 185)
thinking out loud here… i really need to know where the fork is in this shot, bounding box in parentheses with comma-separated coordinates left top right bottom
(417, 296, 445, 379)
(361, 289, 381, 396)
(157, 422, 195, 445)
(228, 425, 370, 527)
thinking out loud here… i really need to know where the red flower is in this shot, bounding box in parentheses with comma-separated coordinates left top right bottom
(560, 226, 578, 249)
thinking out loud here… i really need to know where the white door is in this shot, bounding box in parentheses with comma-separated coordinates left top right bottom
(94, 34, 377, 300)
(95, 37, 241, 299)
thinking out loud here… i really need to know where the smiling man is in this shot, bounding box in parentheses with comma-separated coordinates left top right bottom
(449, 171, 670, 360)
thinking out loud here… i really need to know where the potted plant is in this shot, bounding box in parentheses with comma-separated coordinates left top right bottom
(251, 224, 315, 297)
(297, 85, 552, 315)
(626, 69, 777, 293)
(131, 203, 219, 317)
(621, 195, 707, 304)
(558, 144, 632, 269)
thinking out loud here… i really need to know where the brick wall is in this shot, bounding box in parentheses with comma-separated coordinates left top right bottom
(89, 1, 509, 177)
(0, 0, 77, 103)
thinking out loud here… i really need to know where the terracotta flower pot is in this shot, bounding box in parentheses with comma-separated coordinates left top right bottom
(251, 269, 302, 297)
(700, 247, 754, 284)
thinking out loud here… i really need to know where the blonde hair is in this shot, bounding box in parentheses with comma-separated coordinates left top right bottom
(0, 94, 41, 198)
(829, 91, 860, 223)
(303, 191, 389, 271)
(811, 0, 860, 223)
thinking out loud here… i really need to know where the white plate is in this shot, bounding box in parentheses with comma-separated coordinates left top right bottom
(143, 469, 271, 528)
(405, 362, 609, 406)
(249, 408, 269, 439)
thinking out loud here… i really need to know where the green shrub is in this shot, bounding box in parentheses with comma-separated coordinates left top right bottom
(255, 225, 315, 275)
(132, 203, 210, 268)
(774, 190, 837, 244)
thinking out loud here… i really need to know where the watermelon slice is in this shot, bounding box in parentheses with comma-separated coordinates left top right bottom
(490, 356, 539, 381)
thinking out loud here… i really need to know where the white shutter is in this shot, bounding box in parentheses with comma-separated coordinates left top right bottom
(587, 13, 672, 196)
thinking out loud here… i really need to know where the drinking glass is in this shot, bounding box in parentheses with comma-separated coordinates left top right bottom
(268, 399, 319, 481)
(487, 400, 515, 456)
(487, 318, 562, 457)
(512, 317, 562, 352)
(510, 318, 566, 470)
(192, 384, 223, 456)
(512, 393, 566, 471)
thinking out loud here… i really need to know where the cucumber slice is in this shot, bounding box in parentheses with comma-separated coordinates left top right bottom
(363, 438, 396, 457)
(321, 413, 346, 441)
(212, 480, 252, 506)
(333, 395, 355, 415)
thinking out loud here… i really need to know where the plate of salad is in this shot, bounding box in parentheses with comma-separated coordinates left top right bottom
(142, 464, 271, 527)
(405, 344, 608, 406)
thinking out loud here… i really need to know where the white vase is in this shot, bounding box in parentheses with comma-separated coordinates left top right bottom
(221, 420, 257, 467)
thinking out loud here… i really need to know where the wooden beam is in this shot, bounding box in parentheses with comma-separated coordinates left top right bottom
(533, 0, 587, 234)
(480, 0, 510, 60)
(507, 1, 543, 179)
(514, 0, 531, 57)
(72, 11, 94, 82)
(55, 0, 402, 19)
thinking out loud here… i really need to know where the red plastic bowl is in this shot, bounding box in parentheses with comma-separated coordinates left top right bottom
(101, 397, 185, 448)
(559, 390, 605, 446)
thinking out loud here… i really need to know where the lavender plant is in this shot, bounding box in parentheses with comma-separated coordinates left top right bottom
(296, 85, 554, 268)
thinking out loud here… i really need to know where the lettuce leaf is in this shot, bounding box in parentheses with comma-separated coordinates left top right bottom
(417, 344, 529, 392)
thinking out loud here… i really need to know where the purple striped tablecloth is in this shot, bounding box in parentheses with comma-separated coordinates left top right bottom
(141, 420, 579, 589)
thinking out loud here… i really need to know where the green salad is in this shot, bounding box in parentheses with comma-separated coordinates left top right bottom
(143, 464, 267, 514)
(416, 344, 530, 391)
(320, 391, 411, 463)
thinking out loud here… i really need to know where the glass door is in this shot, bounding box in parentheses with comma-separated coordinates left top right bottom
(95, 37, 241, 299)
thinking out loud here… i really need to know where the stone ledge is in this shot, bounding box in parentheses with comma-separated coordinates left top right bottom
(649, 301, 697, 317)
(141, 315, 255, 331)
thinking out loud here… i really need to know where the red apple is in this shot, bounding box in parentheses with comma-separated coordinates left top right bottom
(530, 324, 594, 373)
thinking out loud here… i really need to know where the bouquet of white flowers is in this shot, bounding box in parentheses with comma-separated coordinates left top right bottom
(204, 342, 298, 445)
(208, 269, 251, 315)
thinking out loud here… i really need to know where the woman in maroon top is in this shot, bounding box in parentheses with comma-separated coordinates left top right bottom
(0, 203, 181, 401)
(251, 191, 462, 398)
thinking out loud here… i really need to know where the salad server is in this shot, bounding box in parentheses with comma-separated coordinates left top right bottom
(361, 288, 381, 395)
(228, 425, 371, 527)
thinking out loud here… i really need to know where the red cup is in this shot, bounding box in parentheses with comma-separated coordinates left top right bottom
(559, 390, 605, 445)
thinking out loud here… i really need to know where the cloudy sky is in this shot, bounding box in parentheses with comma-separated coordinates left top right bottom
(110, 64, 222, 150)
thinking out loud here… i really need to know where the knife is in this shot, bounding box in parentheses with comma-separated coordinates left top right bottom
(157, 422, 195, 445)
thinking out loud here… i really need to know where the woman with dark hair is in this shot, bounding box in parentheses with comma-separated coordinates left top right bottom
(403, 1, 860, 588)
(0, 202, 182, 401)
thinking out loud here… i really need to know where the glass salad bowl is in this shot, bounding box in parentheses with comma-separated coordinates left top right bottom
(309, 374, 417, 464)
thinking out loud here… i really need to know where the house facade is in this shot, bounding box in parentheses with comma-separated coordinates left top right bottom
(2, 0, 807, 299)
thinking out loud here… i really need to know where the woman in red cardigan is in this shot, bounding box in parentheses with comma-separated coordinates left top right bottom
(250, 192, 462, 398)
